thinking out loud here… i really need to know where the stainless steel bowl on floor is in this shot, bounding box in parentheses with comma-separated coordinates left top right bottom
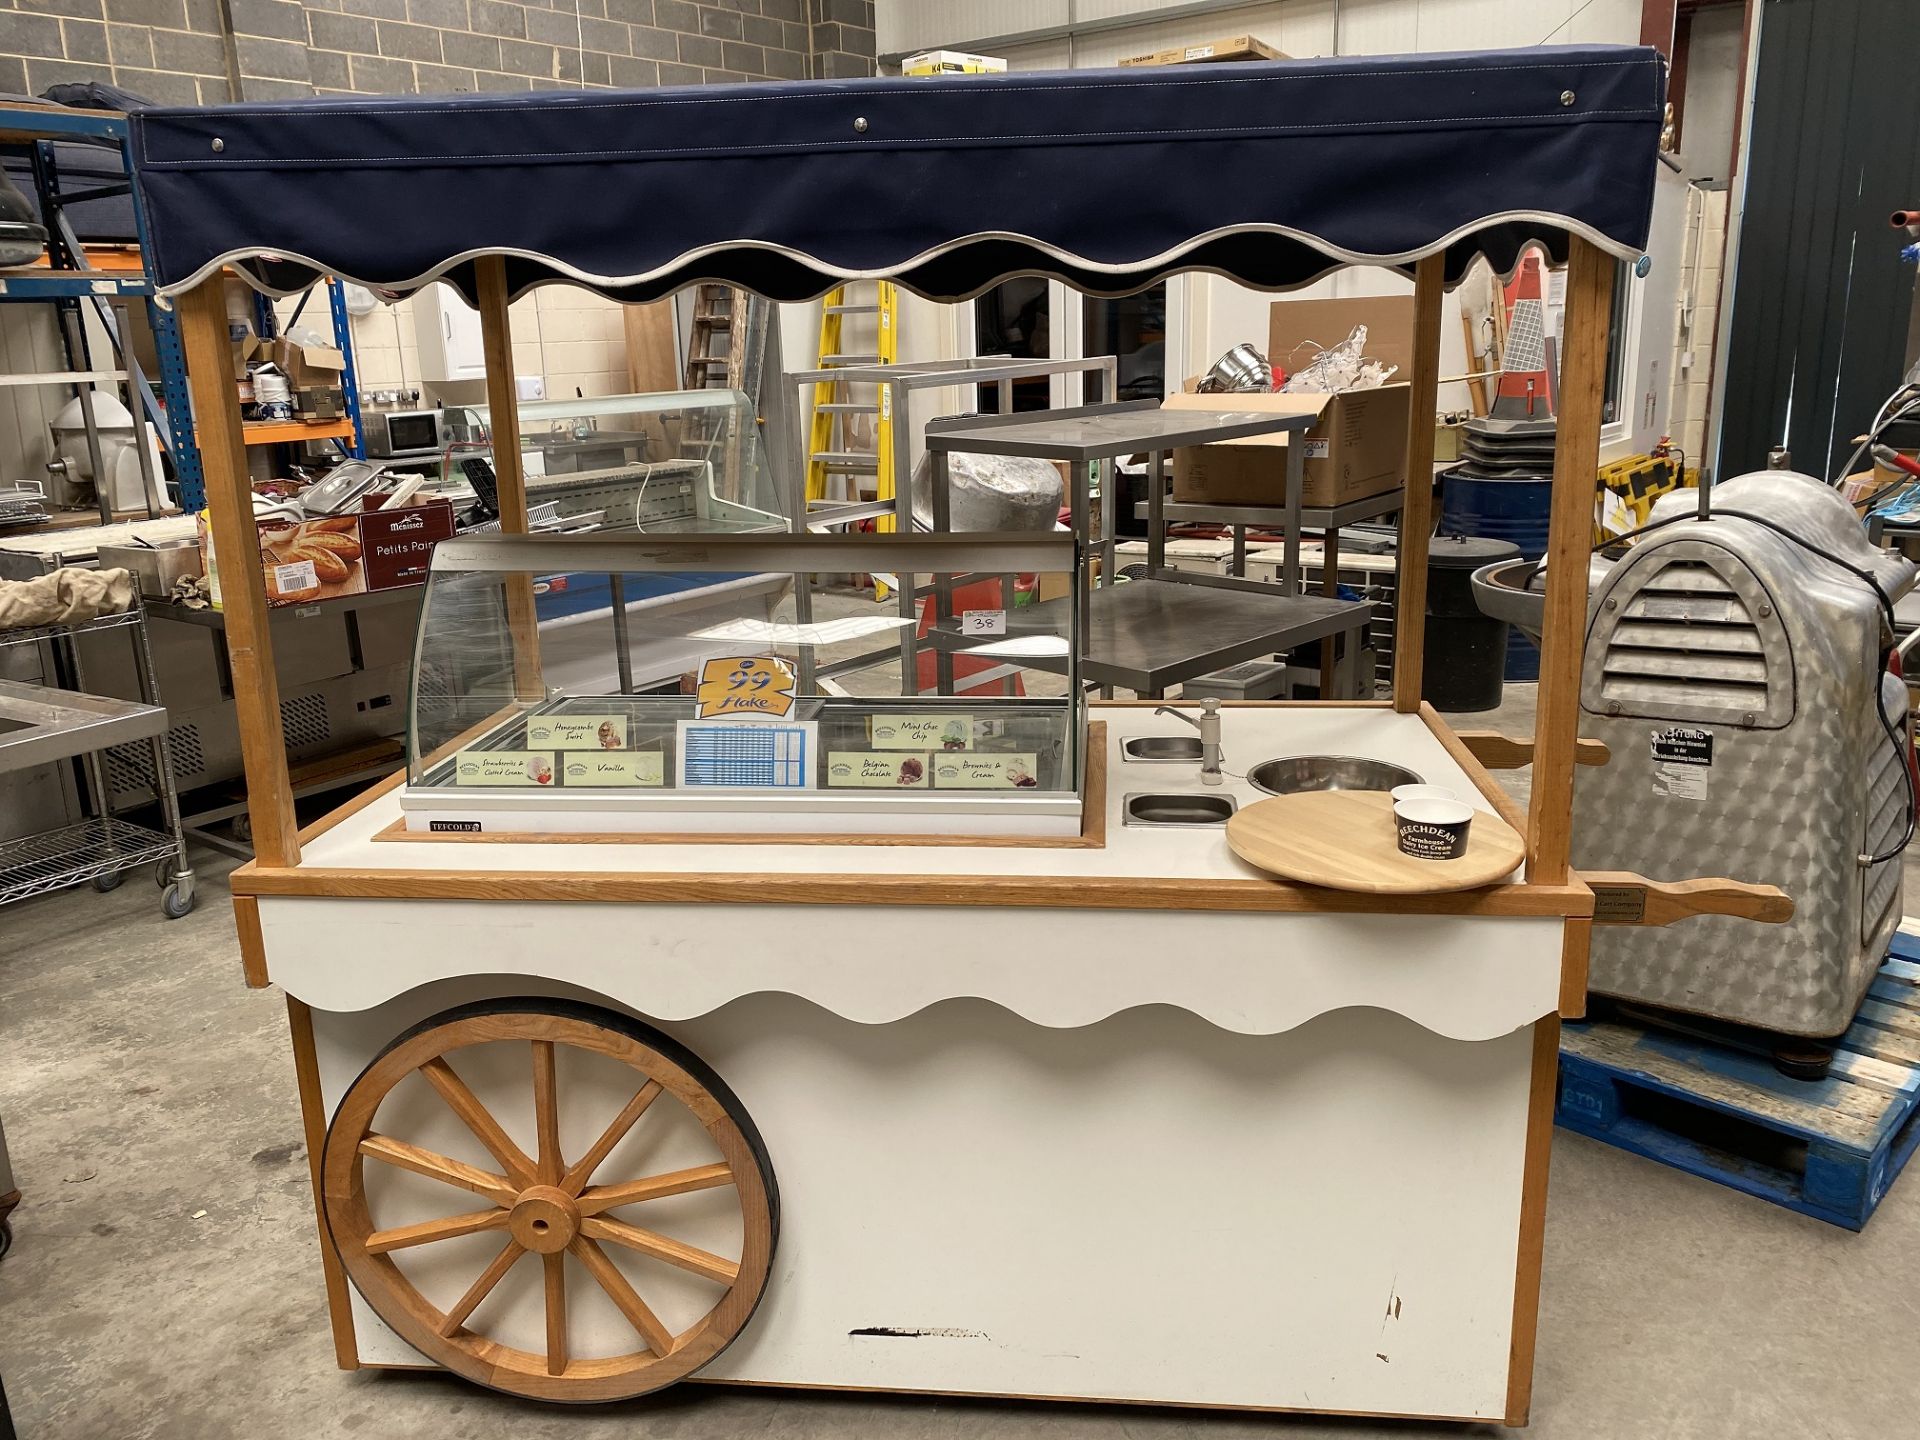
(1245, 755, 1422, 796)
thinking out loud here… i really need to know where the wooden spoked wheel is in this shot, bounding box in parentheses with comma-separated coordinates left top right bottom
(321, 999, 777, 1402)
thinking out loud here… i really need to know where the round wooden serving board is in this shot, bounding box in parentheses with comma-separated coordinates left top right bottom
(1225, 790, 1526, 894)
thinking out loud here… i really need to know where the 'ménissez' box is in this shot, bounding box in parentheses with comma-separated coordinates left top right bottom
(201, 497, 454, 609)
(360, 500, 456, 591)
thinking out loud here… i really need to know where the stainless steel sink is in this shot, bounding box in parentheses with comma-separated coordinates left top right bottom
(1122, 791, 1237, 827)
(1122, 735, 1206, 762)
(1246, 755, 1421, 796)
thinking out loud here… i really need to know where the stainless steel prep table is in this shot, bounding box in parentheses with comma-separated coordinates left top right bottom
(921, 401, 1373, 697)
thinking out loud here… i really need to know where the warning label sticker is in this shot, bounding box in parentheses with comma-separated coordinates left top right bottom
(1650, 726, 1713, 801)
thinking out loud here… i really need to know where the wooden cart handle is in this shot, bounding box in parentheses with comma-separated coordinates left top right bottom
(1456, 732, 1610, 770)
(1582, 871, 1794, 927)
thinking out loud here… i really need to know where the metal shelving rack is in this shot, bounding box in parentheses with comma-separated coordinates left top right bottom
(787, 356, 1118, 693)
(1136, 483, 1407, 695)
(246, 280, 367, 462)
(920, 400, 1373, 698)
(0, 604, 194, 916)
(0, 104, 366, 516)
(0, 105, 185, 520)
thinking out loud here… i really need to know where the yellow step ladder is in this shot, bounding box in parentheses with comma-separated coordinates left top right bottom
(805, 281, 898, 528)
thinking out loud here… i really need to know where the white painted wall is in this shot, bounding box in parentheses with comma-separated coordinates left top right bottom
(280, 287, 632, 410)
(878, 0, 1642, 64)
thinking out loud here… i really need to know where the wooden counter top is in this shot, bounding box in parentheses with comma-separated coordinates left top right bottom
(233, 703, 1591, 920)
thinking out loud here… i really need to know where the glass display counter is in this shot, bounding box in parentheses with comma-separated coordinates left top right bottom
(402, 531, 1085, 836)
(438, 389, 785, 535)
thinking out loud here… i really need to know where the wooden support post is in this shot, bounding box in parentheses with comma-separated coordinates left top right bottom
(176, 278, 302, 869)
(474, 256, 543, 700)
(287, 995, 361, 1370)
(1392, 254, 1447, 712)
(1504, 1013, 1561, 1426)
(1527, 239, 1613, 886)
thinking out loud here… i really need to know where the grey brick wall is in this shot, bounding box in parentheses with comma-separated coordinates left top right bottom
(0, 0, 873, 104)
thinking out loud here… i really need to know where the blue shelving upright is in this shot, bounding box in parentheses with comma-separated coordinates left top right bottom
(0, 103, 366, 513)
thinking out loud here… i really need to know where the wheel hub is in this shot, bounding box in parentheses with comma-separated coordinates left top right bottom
(507, 1185, 579, 1254)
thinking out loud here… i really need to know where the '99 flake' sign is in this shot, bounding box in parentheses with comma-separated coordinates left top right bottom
(695, 655, 797, 720)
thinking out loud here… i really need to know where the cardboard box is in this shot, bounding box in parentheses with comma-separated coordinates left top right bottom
(1164, 387, 1411, 510)
(202, 510, 367, 610)
(1115, 538, 1236, 575)
(1269, 294, 1416, 385)
(200, 497, 454, 609)
(228, 322, 256, 381)
(360, 499, 456, 591)
(1035, 556, 1099, 604)
(294, 385, 344, 419)
(902, 49, 1007, 74)
(1120, 35, 1286, 67)
(251, 335, 346, 389)
(1162, 293, 1415, 511)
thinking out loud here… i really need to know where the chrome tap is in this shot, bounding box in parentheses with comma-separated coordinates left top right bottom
(1153, 699, 1224, 785)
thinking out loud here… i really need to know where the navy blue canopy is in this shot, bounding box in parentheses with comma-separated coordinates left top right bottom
(128, 45, 1664, 304)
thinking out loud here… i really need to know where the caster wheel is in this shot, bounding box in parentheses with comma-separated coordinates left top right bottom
(161, 884, 195, 920)
(155, 860, 174, 889)
(0, 1219, 11, 1262)
(229, 813, 253, 844)
(323, 999, 778, 1402)
(91, 870, 123, 892)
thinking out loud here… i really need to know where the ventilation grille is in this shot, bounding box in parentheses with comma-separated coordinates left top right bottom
(1862, 715, 1907, 945)
(415, 658, 454, 706)
(1596, 559, 1778, 720)
(104, 722, 204, 802)
(279, 691, 333, 750)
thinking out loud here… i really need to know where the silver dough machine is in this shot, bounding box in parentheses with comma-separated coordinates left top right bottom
(1479, 471, 1917, 1055)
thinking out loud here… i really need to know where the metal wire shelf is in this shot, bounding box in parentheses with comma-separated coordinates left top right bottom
(0, 606, 145, 652)
(0, 816, 180, 906)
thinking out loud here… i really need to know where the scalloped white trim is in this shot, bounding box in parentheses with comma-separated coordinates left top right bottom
(260, 896, 1563, 1042)
(150, 216, 1643, 303)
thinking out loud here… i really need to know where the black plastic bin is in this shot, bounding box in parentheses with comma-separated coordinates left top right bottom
(1421, 534, 1519, 713)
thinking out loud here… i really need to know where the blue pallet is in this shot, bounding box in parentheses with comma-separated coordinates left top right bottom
(1556, 939, 1920, 1230)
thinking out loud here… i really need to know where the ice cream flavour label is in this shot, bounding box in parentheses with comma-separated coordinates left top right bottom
(933, 753, 1039, 789)
(871, 714, 973, 750)
(827, 752, 930, 788)
(562, 752, 662, 786)
(454, 750, 557, 786)
(527, 715, 627, 750)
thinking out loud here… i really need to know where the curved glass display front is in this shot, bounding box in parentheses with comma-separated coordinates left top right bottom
(403, 531, 1086, 837)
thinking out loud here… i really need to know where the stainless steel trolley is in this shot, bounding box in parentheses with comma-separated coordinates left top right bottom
(0, 602, 194, 917)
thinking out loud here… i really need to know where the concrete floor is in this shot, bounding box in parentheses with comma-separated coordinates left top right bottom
(4, 689, 1919, 1438)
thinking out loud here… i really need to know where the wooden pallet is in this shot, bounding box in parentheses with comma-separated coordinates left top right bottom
(1556, 933, 1920, 1229)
